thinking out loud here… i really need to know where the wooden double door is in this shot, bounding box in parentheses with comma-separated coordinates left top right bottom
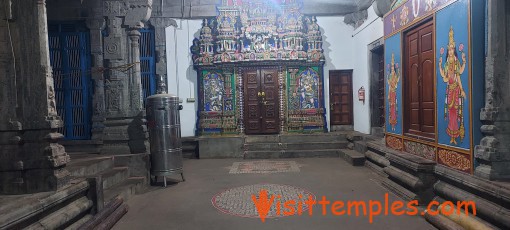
(244, 68, 280, 134)
(404, 19, 435, 139)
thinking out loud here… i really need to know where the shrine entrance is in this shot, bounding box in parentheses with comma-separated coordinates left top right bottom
(192, 0, 327, 136)
(243, 68, 280, 134)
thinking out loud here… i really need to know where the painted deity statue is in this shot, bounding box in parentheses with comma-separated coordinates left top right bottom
(299, 72, 318, 109)
(387, 53, 400, 131)
(438, 26, 467, 145)
(205, 75, 224, 112)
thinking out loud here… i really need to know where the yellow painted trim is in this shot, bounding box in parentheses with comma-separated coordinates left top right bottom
(384, 0, 460, 39)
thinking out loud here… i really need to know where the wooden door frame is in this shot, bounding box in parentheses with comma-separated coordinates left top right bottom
(241, 66, 280, 134)
(329, 69, 353, 128)
(402, 17, 436, 141)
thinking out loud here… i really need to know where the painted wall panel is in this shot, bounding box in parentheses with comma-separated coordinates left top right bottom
(435, 0, 470, 150)
(385, 33, 403, 135)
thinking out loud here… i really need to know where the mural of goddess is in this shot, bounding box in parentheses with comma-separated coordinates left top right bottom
(438, 26, 467, 145)
(299, 69, 319, 109)
(204, 73, 224, 112)
(387, 53, 400, 131)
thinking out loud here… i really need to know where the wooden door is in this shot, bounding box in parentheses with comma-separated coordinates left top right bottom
(329, 70, 353, 125)
(404, 20, 435, 139)
(244, 68, 280, 134)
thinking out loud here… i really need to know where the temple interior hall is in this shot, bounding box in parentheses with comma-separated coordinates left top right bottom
(1, 0, 510, 229)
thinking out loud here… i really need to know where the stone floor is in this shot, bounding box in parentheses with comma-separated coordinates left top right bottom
(114, 158, 436, 230)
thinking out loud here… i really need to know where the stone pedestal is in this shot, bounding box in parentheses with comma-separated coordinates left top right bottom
(0, 0, 70, 194)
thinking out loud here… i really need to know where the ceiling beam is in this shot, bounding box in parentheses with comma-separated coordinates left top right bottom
(154, 0, 363, 19)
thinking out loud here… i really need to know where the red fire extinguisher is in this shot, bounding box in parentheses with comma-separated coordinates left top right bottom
(358, 86, 365, 105)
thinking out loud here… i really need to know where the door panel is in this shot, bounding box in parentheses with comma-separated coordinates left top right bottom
(420, 25, 435, 135)
(245, 70, 261, 134)
(260, 69, 279, 133)
(243, 69, 280, 134)
(329, 70, 353, 125)
(404, 20, 435, 139)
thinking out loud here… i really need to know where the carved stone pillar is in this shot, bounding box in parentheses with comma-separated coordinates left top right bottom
(0, 0, 70, 194)
(149, 18, 177, 93)
(101, 0, 151, 154)
(474, 0, 510, 180)
(128, 29, 143, 112)
(86, 9, 106, 143)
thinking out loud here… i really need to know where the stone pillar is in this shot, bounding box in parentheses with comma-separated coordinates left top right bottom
(474, 0, 510, 180)
(86, 1, 106, 144)
(149, 17, 177, 93)
(0, 0, 70, 194)
(128, 29, 143, 112)
(101, 0, 152, 154)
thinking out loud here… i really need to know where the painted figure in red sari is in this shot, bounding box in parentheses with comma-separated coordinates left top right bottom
(439, 26, 467, 145)
(387, 53, 400, 131)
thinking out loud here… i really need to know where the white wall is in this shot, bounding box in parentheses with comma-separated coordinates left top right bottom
(166, 19, 202, 137)
(319, 5, 384, 134)
(166, 6, 384, 136)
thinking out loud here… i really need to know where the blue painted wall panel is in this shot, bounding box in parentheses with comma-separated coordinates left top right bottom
(435, 0, 470, 149)
(385, 33, 403, 135)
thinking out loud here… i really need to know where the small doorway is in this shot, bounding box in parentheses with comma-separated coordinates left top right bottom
(329, 70, 353, 129)
(243, 68, 280, 134)
(369, 40, 385, 136)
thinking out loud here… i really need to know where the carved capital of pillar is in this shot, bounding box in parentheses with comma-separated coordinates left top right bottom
(149, 17, 178, 28)
(125, 0, 153, 29)
(86, 18, 106, 31)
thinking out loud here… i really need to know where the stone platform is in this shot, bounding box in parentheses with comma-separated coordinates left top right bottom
(198, 133, 348, 159)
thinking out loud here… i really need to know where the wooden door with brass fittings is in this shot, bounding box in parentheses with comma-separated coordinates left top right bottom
(244, 68, 279, 134)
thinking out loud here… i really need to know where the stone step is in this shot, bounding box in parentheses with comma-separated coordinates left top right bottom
(381, 177, 420, 203)
(104, 177, 146, 204)
(244, 149, 340, 159)
(61, 140, 102, 154)
(433, 197, 500, 230)
(102, 167, 130, 190)
(384, 165, 423, 190)
(365, 161, 388, 178)
(365, 150, 390, 167)
(182, 145, 197, 151)
(434, 180, 510, 229)
(280, 134, 346, 143)
(244, 141, 347, 151)
(67, 156, 114, 177)
(25, 196, 93, 230)
(245, 135, 280, 143)
(64, 214, 93, 230)
(339, 149, 366, 166)
(0, 180, 90, 229)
